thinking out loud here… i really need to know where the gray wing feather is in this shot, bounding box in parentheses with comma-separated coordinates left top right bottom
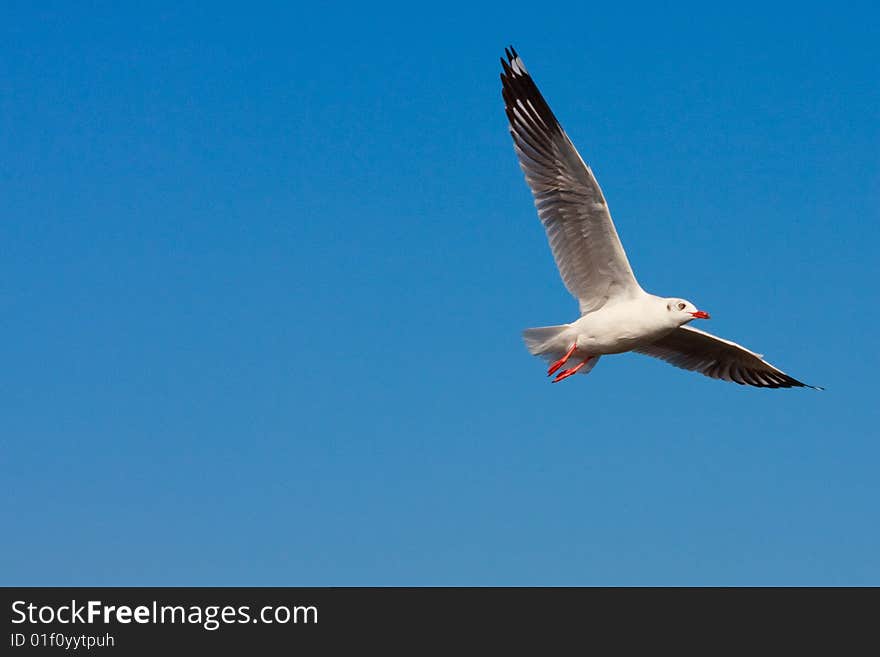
(634, 325, 820, 389)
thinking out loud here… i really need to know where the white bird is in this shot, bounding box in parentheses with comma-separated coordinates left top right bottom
(500, 47, 819, 389)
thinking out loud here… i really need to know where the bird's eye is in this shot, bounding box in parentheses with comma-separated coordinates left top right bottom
(677, 302, 686, 311)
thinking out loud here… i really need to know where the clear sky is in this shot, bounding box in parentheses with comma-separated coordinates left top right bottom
(2, 1, 878, 585)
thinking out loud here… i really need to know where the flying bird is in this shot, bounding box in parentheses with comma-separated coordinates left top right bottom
(500, 47, 819, 389)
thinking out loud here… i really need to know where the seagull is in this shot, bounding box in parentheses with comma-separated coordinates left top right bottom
(500, 47, 819, 389)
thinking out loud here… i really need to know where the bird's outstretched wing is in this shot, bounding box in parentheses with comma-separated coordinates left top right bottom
(634, 325, 821, 389)
(500, 47, 642, 314)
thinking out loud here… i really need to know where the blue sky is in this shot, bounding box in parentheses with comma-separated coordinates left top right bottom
(2, 1, 878, 585)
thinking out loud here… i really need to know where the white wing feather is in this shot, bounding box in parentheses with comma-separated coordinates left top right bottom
(501, 48, 643, 314)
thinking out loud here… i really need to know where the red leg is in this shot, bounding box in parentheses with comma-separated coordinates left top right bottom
(547, 342, 578, 377)
(552, 356, 593, 383)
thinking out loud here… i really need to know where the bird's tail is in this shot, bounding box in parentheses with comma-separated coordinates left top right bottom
(522, 324, 601, 376)
(522, 325, 571, 357)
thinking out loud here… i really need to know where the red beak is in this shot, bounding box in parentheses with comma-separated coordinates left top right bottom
(691, 311, 711, 319)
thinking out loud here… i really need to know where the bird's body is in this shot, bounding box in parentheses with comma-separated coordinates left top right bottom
(500, 47, 819, 389)
(570, 295, 682, 354)
(528, 295, 681, 358)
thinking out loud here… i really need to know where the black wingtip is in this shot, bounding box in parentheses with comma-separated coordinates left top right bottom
(499, 57, 513, 80)
(791, 379, 823, 391)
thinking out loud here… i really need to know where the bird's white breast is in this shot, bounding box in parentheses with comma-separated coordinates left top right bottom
(570, 297, 677, 355)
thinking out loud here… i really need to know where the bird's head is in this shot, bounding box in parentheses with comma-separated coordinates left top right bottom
(665, 298, 710, 325)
